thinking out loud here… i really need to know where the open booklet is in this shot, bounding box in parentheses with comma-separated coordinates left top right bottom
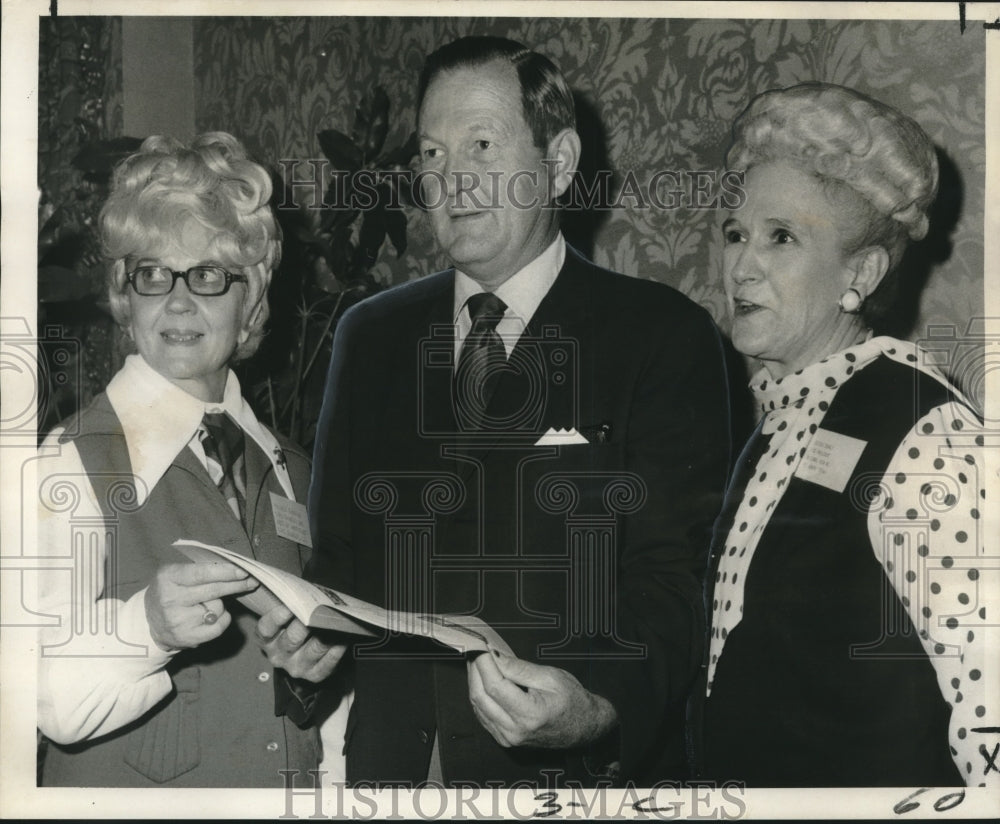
(173, 539, 513, 656)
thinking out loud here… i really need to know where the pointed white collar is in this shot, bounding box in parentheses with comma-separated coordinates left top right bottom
(105, 355, 296, 503)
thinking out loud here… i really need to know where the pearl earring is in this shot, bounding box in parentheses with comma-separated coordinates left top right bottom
(838, 288, 863, 314)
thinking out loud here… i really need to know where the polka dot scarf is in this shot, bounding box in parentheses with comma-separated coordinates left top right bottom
(706, 336, 953, 694)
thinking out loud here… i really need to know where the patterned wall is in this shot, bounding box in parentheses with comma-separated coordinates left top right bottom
(38, 17, 124, 431)
(194, 16, 985, 367)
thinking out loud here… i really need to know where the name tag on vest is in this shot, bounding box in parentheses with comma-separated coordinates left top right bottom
(794, 428, 867, 493)
(270, 493, 313, 547)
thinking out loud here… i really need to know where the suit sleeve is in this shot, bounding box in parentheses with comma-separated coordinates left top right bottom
(584, 302, 731, 779)
(307, 306, 361, 591)
(273, 310, 363, 725)
(272, 438, 341, 725)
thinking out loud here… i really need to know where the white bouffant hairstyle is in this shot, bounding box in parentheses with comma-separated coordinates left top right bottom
(727, 83, 938, 325)
(100, 131, 279, 361)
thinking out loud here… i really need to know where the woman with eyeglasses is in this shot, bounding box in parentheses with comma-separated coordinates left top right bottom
(36, 133, 344, 787)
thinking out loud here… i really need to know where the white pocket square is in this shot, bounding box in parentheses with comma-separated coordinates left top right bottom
(534, 427, 589, 446)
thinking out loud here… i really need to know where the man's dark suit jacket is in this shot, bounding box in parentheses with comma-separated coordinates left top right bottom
(308, 246, 730, 786)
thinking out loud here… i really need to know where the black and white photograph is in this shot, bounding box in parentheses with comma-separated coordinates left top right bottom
(1, 0, 997, 819)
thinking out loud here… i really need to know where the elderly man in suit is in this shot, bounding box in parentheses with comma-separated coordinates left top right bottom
(289, 35, 730, 787)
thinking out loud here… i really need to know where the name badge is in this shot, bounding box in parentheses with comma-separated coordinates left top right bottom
(794, 428, 867, 493)
(270, 492, 313, 548)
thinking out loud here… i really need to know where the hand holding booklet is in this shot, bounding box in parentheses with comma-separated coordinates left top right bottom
(174, 539, 513, 656)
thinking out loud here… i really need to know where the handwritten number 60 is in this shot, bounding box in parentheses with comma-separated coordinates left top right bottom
(893, 787, 965, 815)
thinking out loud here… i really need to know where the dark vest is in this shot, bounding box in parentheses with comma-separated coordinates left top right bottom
(698, 356, 963, 787)
(40, 392, 320, 787)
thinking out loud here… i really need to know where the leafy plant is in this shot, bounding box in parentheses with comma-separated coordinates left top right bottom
(37, 128, 143, 437)
(39, 134, 143, 304)
(245, 87, 418, 447)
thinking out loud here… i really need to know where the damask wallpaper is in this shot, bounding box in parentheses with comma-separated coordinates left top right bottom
(193, 16, 986, 393)
(37, 17, 124, 432)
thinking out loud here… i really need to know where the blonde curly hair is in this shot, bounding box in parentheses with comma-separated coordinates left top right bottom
(100, 131, 279, 361)
(727, 83, 938, 325)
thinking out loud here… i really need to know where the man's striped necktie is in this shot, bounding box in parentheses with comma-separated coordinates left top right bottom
(454, 292, 508, 429)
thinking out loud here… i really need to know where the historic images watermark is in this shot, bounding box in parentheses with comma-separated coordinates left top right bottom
(276, 161, 747, 213)
(278, 770, 748, 820)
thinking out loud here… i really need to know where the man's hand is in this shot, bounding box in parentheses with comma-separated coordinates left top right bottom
(255, 604, 346, 682)
(467, 651, 618, 749)
(145, 562, 257, 651)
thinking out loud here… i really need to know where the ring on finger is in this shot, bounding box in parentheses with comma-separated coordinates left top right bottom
(201, 604, 218, 625)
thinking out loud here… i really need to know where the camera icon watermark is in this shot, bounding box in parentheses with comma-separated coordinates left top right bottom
(0, 317, 81, 446)
(917, 317, 999, 430)
(418, 322, 578, 438)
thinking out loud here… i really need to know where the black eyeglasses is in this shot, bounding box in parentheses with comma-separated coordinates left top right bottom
(126, 266, 248, 296)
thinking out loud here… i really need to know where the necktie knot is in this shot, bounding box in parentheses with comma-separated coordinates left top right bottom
(466, 292, 507, 333)
(202, 412, 244, 472)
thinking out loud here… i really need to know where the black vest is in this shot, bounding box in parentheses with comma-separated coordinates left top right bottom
(697, 357, 963, 787)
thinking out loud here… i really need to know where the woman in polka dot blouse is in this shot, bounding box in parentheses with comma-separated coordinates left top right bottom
(695, 83, 993, 788)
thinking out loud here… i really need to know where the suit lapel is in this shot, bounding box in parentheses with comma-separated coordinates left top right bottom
(450, 249, 595, 482)
(169, 444, 251, 546)
(172, 444, 217, 494)
(417, 279, 460, 438)
(512, 248, 592, 432)
(243, 436, 271, 537)
(172, 430, 264, 546)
